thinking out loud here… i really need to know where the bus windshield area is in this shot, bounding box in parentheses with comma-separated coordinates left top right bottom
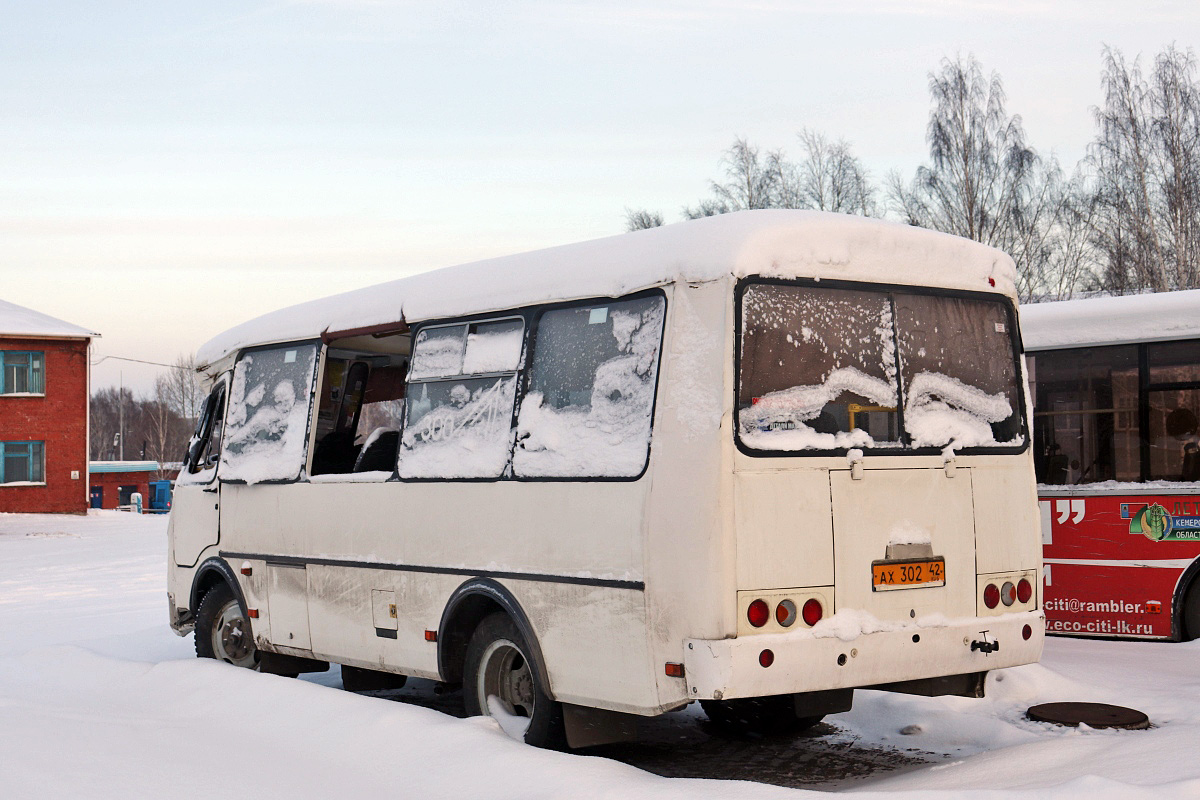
(738, 282, 1024, 453)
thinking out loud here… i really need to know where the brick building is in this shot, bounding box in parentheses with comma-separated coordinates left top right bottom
(87, 461, 157, 510)
(0, 299, 97, 514)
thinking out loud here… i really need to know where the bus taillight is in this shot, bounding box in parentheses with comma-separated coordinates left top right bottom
(747, 599, 769, 628)
(801, 598, 823, 627)
(1001, 581, 1016, 606)
(776, 599, 797, 627)
(1017, 578, 1033, 604)
(983, 583, 1000, 609)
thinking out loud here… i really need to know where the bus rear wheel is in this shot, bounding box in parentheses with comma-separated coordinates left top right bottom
(195, 582, 260, 670)
(701, 695, 823, 737)
(463, 613, 564, 748)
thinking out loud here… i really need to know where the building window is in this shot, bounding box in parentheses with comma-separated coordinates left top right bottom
(0, 351, 45, 394)
(0, 441, 45, 484)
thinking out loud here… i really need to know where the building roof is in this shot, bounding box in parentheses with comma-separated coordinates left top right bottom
(196, 210, 1017, 369)
(89, 461, 159, 474)
(0, 298, 98, 340)
(1020, 289, 1200, 351)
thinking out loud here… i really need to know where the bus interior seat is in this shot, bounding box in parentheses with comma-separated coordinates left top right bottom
(354, 430, 400, 473)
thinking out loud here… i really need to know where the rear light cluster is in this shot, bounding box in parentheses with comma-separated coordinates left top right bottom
(982, 577, 1033, 610)
(747, 596, 823, 629)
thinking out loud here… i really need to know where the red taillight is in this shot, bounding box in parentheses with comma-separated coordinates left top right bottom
(1001, 581, 1016, 606)
(665, 662, 685, 678)
(801, 598, 823, 627)
(983, 583, 1000, 609)
(759, 649, 774, 668)
(247, 608, 258, 618)
(424, 630, 438, 642)
(776, 599, 797, 627)
(1022, 624, 1032, 640)
(1017, 578, 1033, 604)
(747, 599, 769, 628)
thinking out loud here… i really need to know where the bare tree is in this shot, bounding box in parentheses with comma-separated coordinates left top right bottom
(777, 129, 877, 215)
(684, 139, 784, 218)
(624, 208, 664, 231)
(1087, 46, 1200, 293)
(161, 353, 205, 427)
(890, 55, 1038, 246)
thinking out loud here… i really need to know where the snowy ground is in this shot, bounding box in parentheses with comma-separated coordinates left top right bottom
(1, 512, 1198, 799)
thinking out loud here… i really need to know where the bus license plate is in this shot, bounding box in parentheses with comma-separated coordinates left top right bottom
(871, 558, 945, 591)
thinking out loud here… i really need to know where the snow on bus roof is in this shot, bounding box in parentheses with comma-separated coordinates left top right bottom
(1020, 289, 1200, 351)
(0, 298, 97, 340)
(197, 210, 1016, 369)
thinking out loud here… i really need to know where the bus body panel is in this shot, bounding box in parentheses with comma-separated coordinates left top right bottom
(1041, 487, 1200, 639)
(734, 469, 835, 590)
(973, 462, 1042, 576)
(830, 466, 977, 621)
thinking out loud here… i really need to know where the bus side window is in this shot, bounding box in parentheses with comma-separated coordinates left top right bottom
(513, 294, 665, 479)
(220, 344, 320, 484)
(398, 319, 524, 479)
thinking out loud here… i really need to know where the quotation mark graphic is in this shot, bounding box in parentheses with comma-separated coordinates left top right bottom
(1055, 499, 1085, 525)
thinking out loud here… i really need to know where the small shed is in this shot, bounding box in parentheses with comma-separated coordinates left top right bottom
(88, 461, 158, 510)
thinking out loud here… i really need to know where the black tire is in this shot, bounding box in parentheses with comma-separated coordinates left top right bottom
(1182, 580, 1200, 641)
(195, 582, 260, 670)
(463, 612, 565, 748)
(700, 695, 824, 737)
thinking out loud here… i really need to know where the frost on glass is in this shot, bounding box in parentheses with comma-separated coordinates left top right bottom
(220, 344, 318, 483)
(398, 376, 519, 478)
(398, 318, 525, 479)
(895, 295, 1022, 450)
(462, 319, 524, 374)
(739, 285, 899, 451)
(513, 296, 665, 478)
(409, 325, 467, 380)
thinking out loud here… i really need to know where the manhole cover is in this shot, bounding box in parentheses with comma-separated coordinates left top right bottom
(1026, 702, 1150, 730)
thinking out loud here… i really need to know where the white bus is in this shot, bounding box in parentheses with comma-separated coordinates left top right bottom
(167, 210, 1044, 748)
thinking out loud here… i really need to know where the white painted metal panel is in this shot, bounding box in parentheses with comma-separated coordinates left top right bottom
(829, 467, 977, 621)
(267, 564, 311, 650)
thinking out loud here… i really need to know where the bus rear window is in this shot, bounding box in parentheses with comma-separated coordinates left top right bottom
(738, 282, 1024, 454)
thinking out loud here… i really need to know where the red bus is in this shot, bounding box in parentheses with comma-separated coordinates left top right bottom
(1023, 290, 1200, 640)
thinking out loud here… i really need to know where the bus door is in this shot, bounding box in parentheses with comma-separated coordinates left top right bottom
(171, 375, 228, 567)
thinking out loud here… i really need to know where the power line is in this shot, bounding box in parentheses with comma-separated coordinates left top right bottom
(91, 354, 182, 368)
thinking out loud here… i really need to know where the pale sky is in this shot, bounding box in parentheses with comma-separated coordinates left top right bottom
(1, 0, 1196, 395)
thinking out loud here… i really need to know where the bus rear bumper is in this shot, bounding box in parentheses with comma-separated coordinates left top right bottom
(682, 611, 1044, 701)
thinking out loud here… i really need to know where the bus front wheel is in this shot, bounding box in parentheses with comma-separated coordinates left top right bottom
(701, 695, 823, 736)
(463, 613, 565, 748)
(194, 582, 260, 670)
(1182, 580, 1200, 640)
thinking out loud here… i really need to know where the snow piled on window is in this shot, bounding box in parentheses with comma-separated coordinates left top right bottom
(409, 326, 466, 380)
(739, 367, 897, 450)
(220, 345, 317, 484)
(461, 321, 524, 374)
(904, 372, 1018, 449)
(513, 298, 664, 478)
(398, 376, 518, 479)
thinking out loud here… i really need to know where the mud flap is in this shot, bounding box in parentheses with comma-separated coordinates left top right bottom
(259, 651, 329, 675)
(562, 703, 639, 748)
(867, 671, 987, 698)
(794, 688, 854, 718)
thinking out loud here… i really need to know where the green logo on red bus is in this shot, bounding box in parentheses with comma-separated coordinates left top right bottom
(1126, 502, 1200, 541)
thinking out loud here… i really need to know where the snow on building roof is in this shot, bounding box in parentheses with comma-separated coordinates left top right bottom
(0, 298, 98, 340)
(1020, 289, 1200, 351)
(89, 461, 160, 474)
(197, 210, 1017, 369)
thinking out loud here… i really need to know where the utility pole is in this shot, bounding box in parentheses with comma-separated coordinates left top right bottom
(119, 371, 125, 461)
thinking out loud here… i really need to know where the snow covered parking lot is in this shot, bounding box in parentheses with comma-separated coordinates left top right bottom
(1, 511, 1198, 799)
